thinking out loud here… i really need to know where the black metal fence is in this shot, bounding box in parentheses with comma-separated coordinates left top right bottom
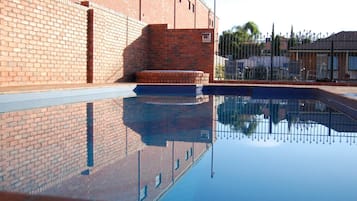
(214, 28, 357, 82)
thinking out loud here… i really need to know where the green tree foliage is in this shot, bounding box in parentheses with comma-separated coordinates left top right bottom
(215, 64, 225, 80)
(219, 21, 263, 60)
(287, 26, 313, 49)
(217, 97, 261, 136)
(232, 21, 260, 41)
(217, 97, 292, 136)
(288, 26, 298, 49)
(273, 35, 281, 56)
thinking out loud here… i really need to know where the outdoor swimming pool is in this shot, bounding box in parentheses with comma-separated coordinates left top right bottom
(0, 86, 356, 201)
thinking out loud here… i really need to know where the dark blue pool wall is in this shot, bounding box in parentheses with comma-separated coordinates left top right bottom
(134, 85, 357, 120)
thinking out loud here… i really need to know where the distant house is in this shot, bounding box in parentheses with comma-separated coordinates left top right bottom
(224, 56, 291, 80)
(263, 37, 289, 56)
(289, 31, 357, 80)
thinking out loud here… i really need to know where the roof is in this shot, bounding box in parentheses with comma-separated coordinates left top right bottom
(290, 31, 357, 51)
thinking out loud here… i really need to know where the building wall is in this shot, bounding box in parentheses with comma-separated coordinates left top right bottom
(291, 52, 317, 80)
(338, 53, 347, 80)
(79, 0, 140, 20)
(303, 53, 317, 80)
(175, 0, 195, 28)
(82, 2, 149, 83)
(195, 0, 215, 29)
(0, 0, 88, 86)
(141, 0, 176, 28)
(1, 0, 216, 86)
(77, 0, 216, 29)
(292, 52, 352, 80)
(347, 53, 357, 79)
(148, 24, 215, 82)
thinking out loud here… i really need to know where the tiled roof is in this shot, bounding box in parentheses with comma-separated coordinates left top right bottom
(290, 31, 357, 51)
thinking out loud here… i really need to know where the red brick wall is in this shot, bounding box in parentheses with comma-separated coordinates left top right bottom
(81, 0, 140, 20)
(82, 2, 149, 83)
(0, 103, 87, 193)
(0, 0, 149, 86)
(0, 0, 88, 86)
(148, 24, 215, 82)
(1, 0, 217, 86)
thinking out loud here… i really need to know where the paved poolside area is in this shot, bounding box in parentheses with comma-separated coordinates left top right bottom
(210, 83, 357, 100)
(0, 192, 91, 201)
(0, 83, 137, 94)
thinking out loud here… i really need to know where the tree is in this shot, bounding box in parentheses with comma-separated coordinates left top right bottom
(288, 26, 313, 49)
(273, 35, 281, 56)
(217, 97, 261, 136)
(232, 21, 260, 41)
(218, 21, 263, 60)
(288, 26, 298, 49)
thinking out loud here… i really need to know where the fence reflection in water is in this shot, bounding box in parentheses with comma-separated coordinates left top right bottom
(214, 96, 357, 145)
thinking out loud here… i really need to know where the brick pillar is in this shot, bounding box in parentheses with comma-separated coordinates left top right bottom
(81, 1, 94, 83)
(87, 9, 94, 83)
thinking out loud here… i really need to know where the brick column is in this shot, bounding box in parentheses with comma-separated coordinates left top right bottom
(87, 9, 94, 83)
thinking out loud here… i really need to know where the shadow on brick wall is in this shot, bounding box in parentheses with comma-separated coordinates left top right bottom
(118, 26, 149, 82)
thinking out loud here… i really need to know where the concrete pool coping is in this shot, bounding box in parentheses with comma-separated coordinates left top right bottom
(0, 82, 356, 97)
(0, 83, 138, 94)
(0, 84, 138, 113)
(1, 83, 356, 100)
(0, 83, 357, 114)
(0, 82, 356, 94)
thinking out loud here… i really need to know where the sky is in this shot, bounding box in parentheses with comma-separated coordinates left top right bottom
(204, 0, 357, 36)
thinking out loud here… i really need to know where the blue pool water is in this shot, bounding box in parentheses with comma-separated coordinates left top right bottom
(0, 86, 356, 201)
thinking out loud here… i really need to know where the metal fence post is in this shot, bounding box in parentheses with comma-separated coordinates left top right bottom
(330, 40, 334, 81)
(270, 24, 275, 81)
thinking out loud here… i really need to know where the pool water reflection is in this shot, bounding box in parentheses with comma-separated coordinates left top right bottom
(0, 94, 356, 201)
(161, 96, 357, 201)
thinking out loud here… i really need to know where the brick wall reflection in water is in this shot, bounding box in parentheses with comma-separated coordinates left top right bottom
(0, 103, 88, 193)
(0, 95, 215, 201)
